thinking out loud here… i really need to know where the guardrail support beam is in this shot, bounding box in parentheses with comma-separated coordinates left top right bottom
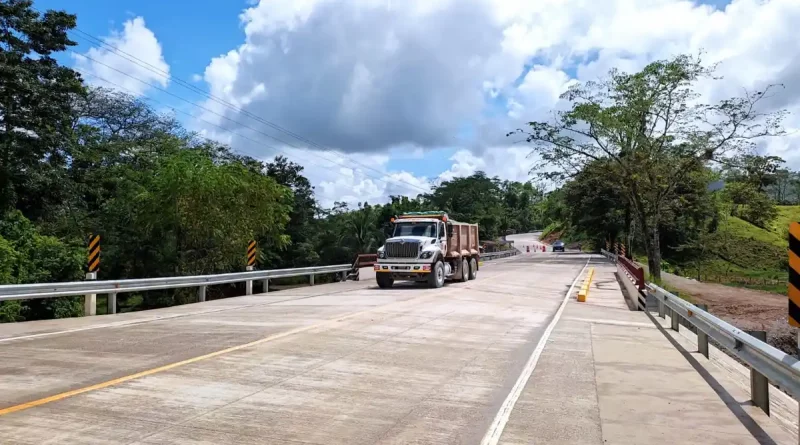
(658, 299, 665, 318)
(107, 293, 117, 314)
(747, 330, 770, 415)
(697, 304, 709, 358)
(310, 274, 315, 286)
(261, 279, 269, 293)
(84, 272, 97, 316)
(198, 285, 207, 302)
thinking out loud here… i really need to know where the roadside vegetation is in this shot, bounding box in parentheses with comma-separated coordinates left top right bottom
(513, 53, 795, 294)
(511, 51, 797, 353)
(0, 1, 546, 322)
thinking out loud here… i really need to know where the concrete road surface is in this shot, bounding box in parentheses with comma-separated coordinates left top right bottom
(0, 248, 590, 445)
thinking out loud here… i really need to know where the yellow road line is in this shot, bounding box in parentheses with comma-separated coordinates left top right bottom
(0, 305, 386, 417)
(0, 264, 524, 417)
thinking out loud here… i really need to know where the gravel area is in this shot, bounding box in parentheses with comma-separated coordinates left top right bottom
(660, 271, 798, 356)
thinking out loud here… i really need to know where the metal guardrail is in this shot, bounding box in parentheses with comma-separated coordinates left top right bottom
(602, 249, 800, 412)
(481, 250, 520, 261)
(647, 283, 800, 406)
(0, 248, 519, 313)
(600, 249, 618, 262)
(0, 264, 352, 315)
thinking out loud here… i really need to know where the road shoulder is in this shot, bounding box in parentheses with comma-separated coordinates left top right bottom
(498, 260, 795, 445)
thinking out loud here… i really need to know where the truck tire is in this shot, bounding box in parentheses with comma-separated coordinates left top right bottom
(468, 257, 477, 280)
(427, 260, 445, 288)
(376, 273, 393, 289)
(458, 258, 469, 282)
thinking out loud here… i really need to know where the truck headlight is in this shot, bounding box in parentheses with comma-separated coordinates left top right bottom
(419, 251, 434, 259)
(378, 251, 386, 259)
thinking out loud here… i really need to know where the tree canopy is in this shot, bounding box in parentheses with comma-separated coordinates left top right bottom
(513, 54, 787, 280)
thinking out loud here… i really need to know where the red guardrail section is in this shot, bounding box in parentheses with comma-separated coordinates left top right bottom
(618, 255, 645, 290)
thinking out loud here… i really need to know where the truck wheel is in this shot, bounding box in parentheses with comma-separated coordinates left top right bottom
(468, 258, 477, 280)
(376, 273, 393, 289)
(427, 260, 445, 288)
(459, 258, 469, 282)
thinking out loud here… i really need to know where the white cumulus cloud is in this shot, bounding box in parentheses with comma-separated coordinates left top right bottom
(74, 17, 170, 97)
(187, 0, 800, 203)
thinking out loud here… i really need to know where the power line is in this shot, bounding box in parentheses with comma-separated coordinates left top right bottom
(74, 68, 383, 205)
(73, 50, 429, 197)
(67, 27, 432, 195)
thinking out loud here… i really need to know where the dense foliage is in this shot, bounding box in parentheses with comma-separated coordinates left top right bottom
(0, 2, 545, 322)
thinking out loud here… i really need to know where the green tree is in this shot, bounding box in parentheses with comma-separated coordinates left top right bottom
(135, 149, 292, 277)
(264, 156, 319, 268)
(561, 159, 626, 248)
(728, 154, 786, 192)
(424, 172, 507, 240)
(0, 211, 83, 322)
(343, 203, 383, 254)
(513, 54, 786, 280)
(0, 0, 84, 212)
(723, 181, 777, 228)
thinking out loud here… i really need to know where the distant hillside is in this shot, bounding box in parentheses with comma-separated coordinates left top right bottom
(671, 211, 790, 293)
(768, 206, 800, 242)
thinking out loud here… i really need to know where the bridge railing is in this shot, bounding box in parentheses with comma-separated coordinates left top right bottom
(602, 249, 800, 413)
(600, 248, 618, 262)
(0, 264, 352, 314)
(647, 283, 800, 412)
(601, 249, 648, 309)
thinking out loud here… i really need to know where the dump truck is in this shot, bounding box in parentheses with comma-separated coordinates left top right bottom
(374, 211, 480, 289)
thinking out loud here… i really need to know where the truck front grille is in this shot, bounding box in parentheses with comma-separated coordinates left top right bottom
(385, 241, 419, 258)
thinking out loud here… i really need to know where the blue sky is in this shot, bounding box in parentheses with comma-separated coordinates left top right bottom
(37, 0, 245, 82)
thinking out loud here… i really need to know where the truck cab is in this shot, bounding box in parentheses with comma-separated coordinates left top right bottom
(375, 211, 479, 288)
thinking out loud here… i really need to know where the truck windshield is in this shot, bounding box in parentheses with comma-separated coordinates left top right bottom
(393, 222, 436, 238)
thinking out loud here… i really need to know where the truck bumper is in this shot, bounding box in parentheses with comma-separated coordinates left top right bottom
(375, 263, 431, 279)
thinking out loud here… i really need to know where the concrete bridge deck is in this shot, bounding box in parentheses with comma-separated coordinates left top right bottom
(0, 248, 795, 444)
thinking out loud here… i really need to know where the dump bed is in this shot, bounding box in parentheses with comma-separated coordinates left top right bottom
(446, 221, 479, 259)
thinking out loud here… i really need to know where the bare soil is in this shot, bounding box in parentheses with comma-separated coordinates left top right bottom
(661, 272, 798, 356)
(540, 231, 561, 244)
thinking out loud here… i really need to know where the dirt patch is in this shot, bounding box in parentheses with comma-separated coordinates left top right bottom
(541, 231, 562, 245)
(661, 272, 798, 356)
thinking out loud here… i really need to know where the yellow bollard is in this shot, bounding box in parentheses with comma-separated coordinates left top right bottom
(577, 267, 595, 302)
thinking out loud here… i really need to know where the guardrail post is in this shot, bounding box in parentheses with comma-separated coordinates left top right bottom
(658, 298, 665, 318)
(107, 293, 117, 314)
(84, 272, 97, 316)
(245, 266, 254, 295)
(261, 279, 269, 293)
(198, 285, 207, 302)
(747, 330, 770, 415)
(670, 307, 680, 331)
(309, 274, 315, 286)
(697, 304, 709, 358)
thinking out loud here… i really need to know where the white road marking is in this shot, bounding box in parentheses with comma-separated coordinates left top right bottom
(480, 257, 591, 445)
